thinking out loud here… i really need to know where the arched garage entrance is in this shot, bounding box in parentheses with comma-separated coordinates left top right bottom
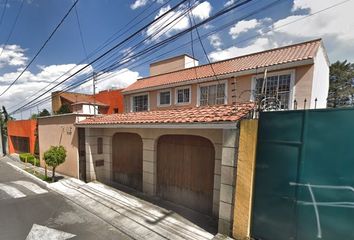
(157, 135, 215, 216)
(112, 133, 143, 191)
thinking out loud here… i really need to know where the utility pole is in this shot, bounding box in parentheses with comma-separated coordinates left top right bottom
(93, 72, 97, 116)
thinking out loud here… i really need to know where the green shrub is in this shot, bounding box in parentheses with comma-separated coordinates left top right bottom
(44, 146, 67, 182)
(19, 153, 39, 166)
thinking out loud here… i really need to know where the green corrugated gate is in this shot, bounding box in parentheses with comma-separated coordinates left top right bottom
(251, 108, 354, 240)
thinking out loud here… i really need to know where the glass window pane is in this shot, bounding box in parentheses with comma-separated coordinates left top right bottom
(160, 91, 170, 105)
(133, 95, 148, 112)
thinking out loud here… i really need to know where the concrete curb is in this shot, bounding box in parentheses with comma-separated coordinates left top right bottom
(6, 162, 50, 188)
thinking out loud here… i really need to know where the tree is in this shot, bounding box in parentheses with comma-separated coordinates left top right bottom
(43, 146, 67, 182)
(39, 109, 50, 117)
(56, 104, 72, 114)
(327, 60, 354, 108)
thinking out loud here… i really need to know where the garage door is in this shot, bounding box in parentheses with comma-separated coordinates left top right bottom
(112, 133, 143, 191)
(157, 135, 215, 215)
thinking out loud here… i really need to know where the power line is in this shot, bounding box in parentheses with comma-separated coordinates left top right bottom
(74, 3, 88, 59)
(0, 0, 8, 28)
(9, 0, 191, 114)
(0, 0, 79, 97)
(0, 0, 24, 59)
(10, 0, 256, 114)
(6, 0, 173, 111)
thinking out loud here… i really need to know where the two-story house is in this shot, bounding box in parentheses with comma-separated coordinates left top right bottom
(76, 39, 329, 235)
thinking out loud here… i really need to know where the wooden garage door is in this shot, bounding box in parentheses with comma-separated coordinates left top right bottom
(157, 135, 215, 215)
(112, 133, 143, 191)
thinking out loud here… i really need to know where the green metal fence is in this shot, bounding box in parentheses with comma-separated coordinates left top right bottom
(251, 108, 354, 240)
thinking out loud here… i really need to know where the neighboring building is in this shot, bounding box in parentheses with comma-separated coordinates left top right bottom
(0, 126, 3, 156)
(52, 89, 124, 115)
(7, 119, 37, 155)
(38, 114, 92, 178)
(76, 39, 329, 235)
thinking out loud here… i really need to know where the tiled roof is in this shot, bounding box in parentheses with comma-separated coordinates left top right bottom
(77, 103, 255, 125)
(123, 39, 322, 93)
(60, 92, 108, 106)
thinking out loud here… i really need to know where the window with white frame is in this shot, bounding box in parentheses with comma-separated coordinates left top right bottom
(176, 87, 190, 104)
(199, 83, 226, 106)
(159, 90, 171, 106)
(132, 94, 148, 112)
(255, 73, 291, 109)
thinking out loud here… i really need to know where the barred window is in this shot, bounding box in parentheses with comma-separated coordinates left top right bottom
(255, 74, 291, 109)
(200, 83, 226, 106)
(176, 88, 190, 104)
(132, 94, 148, 112)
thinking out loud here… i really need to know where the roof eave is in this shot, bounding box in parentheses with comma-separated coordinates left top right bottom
(75, 122, 239, 129)
(122, 58, 314, 95)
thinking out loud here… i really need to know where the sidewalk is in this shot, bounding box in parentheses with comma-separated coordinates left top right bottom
(50, 178, 214, 240)
(4, 154, 67, 181)
(2, 155, 230, 240)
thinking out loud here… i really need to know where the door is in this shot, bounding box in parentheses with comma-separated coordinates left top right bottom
(157, 135, 215, 215)
(112, 133, 143, 191)
(78, 128, 86, 182)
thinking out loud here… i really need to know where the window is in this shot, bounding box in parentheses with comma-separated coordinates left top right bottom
(176, 87, 190, 104)
(199, 83, 226, 106)
(159, 90, 171, 106)
(113, 108, 119, 113)
(255, 73, 291, 109)
(132, 94, 148, 112)
(97, 138, 103, 154)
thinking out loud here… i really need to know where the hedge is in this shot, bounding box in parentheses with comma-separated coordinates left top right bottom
(19, 153, 40, 167)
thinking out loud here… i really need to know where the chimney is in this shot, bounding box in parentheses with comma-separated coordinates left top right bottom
(149, 54, 198, 76)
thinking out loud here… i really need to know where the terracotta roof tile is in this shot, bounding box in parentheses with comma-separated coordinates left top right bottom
(60, 92, 108, 106)
(123, 39, 322, 93)
(77, 102, 255, 125)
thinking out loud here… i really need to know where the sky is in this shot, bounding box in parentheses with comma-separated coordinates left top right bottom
(0, 0, 353, 119)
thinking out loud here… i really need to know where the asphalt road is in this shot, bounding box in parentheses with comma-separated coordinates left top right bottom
(0, 158, 131, 240)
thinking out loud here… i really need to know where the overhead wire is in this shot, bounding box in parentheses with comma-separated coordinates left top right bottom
(0, 0, 8, 28)
(9, 0, 191, 114)
(11, 0, 287, 113)
(13, 0, 273, 114)
(0, 0, 24, 59)
(0, 0, 79, 97)
(7, 0, 171, 111)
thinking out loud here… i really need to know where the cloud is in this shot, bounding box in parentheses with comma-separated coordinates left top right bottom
(229, 19, 261, 39)
(77, 68, 140, 93)
(130, 0, 149, 10)
(209, 0, 354, 63)
(146, 1, 212, 41)
(0, 44, 28, 67)
(0, 64, 94, 114)
(224, 0, 235, 7)
(208, 38, 275, 62)
(208, 34, 222, 50)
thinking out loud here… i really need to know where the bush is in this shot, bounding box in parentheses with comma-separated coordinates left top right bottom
(44, 146, 67, 182)
(19, 153, 39, 166)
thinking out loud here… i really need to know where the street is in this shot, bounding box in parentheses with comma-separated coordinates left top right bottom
(0, 158, 131, 240)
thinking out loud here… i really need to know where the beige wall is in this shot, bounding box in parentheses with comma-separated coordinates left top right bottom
(124, 64, 315, 112)
(38, 114, 80, 178)
(150, 55, 198, 76)
(84, 126, 241, 235)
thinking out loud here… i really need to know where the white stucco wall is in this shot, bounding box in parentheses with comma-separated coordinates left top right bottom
(311, 45, 330, 108)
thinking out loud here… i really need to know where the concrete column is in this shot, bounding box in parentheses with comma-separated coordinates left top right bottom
(213, 143, 222, 216)
(218, 128, 239, 235)
(85, 128, 96, 182)
(142, 138, 157, 196)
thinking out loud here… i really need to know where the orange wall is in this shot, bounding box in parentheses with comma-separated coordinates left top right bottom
(95, 89, 124, 114)
(7, 119, 37, 154)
